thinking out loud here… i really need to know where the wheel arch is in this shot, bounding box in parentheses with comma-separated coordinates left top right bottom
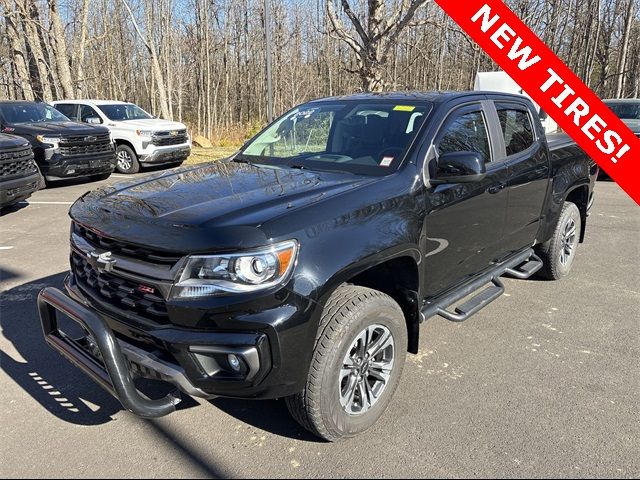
(564, 184, 590, 243)
(114, 138, 138, 156)
(342, 254, 421, 354)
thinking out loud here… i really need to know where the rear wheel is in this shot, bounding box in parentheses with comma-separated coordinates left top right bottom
(536, 201, 582, 280)
(115, 144, 140, 174)
(286, 285, 407, 442)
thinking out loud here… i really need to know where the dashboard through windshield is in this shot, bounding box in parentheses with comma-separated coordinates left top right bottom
(240, 100, 432, 175)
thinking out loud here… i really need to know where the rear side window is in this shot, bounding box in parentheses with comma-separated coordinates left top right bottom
(54, 103, 77, 120)
(497, 108, 534, 156)
(438, 110, 491, 163)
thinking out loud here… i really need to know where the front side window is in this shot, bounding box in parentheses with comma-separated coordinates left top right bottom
(438, 110, 491, 162)
(497, 108, 534, 156)
(54, 103, 78, 120)
(241, 101, 431, 175)
(0, 102, 70, 124)
(98, 104, 152, 121)
(80, 105, 103, 123)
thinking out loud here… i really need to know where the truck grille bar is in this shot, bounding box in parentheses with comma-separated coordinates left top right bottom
(0, 146, 38, 177)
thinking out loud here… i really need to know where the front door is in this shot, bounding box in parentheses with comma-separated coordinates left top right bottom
(422, 102, 510, 298)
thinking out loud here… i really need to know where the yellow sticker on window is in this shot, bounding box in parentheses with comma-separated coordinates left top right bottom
(393, 105, 416, 112)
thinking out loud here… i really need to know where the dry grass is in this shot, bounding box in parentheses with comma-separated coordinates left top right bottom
(185, 146, 240, 165)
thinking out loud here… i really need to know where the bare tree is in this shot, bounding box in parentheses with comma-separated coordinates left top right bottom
(119, 0, 171, 118)
(326, 0, 433, 91)
(1, 0, 34, 100)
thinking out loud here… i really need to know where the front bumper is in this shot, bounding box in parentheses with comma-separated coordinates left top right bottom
(36, 272, 310, 417)
(139, 145, 191, 165)
(40, 151, 116, 180)
(0, 172, 40, 207)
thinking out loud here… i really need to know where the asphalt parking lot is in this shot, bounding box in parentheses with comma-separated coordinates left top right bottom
(1, 174, 638, 478)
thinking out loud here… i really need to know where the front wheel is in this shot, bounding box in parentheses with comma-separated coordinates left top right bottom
(536, 201, 582, 280)
(115, 144, 140, 174)
(286, 285, 407, 442)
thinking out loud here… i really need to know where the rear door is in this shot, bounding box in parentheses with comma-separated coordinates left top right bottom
(491, 101, 550, 254)
(422, 101, 510, 297)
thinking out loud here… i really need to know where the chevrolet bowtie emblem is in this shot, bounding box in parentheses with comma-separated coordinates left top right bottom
(88, 251, 116, 273)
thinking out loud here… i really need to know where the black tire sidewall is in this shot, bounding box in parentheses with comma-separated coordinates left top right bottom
(115, 144, 139, 174)
(319, 299, 407, 439)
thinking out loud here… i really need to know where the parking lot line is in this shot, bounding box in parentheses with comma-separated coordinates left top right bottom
(19, 201, 74, 205)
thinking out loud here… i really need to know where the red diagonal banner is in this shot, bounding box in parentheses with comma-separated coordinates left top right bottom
(436, 0, 640, 205)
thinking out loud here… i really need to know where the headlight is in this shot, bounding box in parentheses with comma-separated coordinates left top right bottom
(136, 130, 154, 138)
(171, 240, 298, 299)
(36, 135, 61, 145)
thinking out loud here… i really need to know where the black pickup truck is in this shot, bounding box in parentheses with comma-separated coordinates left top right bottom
(0, 101, 116, 183)
(37, 92, 597, 441)
(0, 133, 41, 209)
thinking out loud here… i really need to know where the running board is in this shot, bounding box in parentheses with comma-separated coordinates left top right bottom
(421, 248, 538, 323)
(504, 253, 543, 279)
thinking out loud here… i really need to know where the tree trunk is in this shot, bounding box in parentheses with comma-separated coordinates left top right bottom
(17, 0, 53, 101)
(72, 0, 90, 96)
(615, 0, 634, 97)
(1, 0, 35, 100)
(48, 0, 75, 99)
(119, 0, 171, 118)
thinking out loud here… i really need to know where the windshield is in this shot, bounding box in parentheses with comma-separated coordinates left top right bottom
(0, 103, 69, 124)
(606, 102, 640, 120)
(240, 100, 431, 175)
(98, 104, 153, 121)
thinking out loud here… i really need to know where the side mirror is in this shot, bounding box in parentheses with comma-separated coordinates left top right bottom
(432, 152, 487, 184)
(539, 108, 548, 120)
(86, 117, 102, 125)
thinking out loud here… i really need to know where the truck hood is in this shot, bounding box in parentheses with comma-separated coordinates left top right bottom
(110, 119, 186, 131)
(71, 162, 375, 252)
(0, 133, 30, 149)
(8, 121, 109, 136)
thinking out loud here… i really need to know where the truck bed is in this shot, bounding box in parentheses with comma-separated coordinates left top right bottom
(546, 132, 576, 151)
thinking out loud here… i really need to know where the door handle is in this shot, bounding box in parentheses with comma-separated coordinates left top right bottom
(535, 166, 549, 175)
(487, 183, 507, 194)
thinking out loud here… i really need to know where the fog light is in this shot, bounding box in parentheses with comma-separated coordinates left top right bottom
(228, 354, 241, 372)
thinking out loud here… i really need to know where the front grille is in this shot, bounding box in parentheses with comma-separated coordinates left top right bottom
(152, 130, 188, 147)
(72, 251, 170, 322)
(73, 223, 182, 265)
(60, 133, 112, 157)
(0, 146, 38, 178)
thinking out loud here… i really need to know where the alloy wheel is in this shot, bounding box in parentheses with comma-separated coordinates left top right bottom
(339, 324, 395, 415)
(117, 150, 132, 171)
(559, 218, 577, 265)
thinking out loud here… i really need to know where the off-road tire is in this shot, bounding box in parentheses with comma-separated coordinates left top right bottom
(285, 284, 407, 442)
(536, 201, 582, 280)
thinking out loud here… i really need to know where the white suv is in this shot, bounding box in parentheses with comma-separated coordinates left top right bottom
(51, 100, 191, 173)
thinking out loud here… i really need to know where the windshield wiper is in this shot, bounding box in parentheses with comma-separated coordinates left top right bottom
(232, 154, 255, 165)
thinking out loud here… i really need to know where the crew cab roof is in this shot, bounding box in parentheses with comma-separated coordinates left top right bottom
(307, 91, 534, 105)
(52, 100, 131, 105)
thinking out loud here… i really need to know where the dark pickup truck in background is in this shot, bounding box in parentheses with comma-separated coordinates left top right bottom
(37, 92, 597, 441)
(0, 133, 41, 209)
(0, 101, 116, 183)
